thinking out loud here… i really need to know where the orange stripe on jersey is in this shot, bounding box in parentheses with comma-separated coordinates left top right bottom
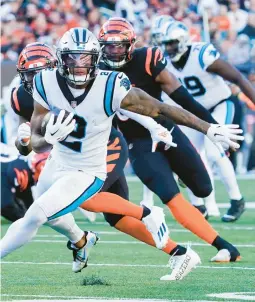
(107, 153, 120, 163)
(107, 137, 121, 151)
(154, 48, 161, 66)
(107, 164, 116, 173)
(12, 88, 20, 112)
(145, 48, 152, 76)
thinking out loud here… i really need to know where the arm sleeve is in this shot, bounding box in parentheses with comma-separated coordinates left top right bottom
(119, 109, 159, 130)
(169, 86, 218, 124)
(112, 72, 132, 111)
(199, 43, 220, 71)
(33, 72, 50, 110)
(145, 47, 167, 78)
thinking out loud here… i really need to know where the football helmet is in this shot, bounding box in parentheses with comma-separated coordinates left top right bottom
(98, 17, 136, 69)
(56, 27, 101, 86)
(150, 15, 175, 46)
(17, 42, 57, 94)
(161, 21, 190, 62)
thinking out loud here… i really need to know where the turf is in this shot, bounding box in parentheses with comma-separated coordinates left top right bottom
(1, 179, 255, 301)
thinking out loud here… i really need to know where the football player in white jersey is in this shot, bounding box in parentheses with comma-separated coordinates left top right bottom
(150, 15, 175, 46)
(161, 21, 255, 222)
(0, 28, 244, 279)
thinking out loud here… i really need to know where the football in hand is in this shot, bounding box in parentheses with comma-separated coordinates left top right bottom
(41, 110, 72, 136)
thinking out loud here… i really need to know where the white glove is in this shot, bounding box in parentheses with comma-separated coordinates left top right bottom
(207, 124, 244, 150)
(18, 122, 31, 146)
(150, 124, 177, 150)
(44, 110, 76, 145)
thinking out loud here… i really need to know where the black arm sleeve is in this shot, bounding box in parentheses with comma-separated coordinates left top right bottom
(169, 86, 218, 124)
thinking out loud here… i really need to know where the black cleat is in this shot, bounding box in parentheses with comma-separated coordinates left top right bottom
(194, 205, 209, 220)
(222, 198, 245, 222)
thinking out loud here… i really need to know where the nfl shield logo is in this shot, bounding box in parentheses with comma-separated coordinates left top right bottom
(71, 101, 77, 108)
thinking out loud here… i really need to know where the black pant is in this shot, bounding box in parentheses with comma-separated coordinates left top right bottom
(129, 124, 212, 204)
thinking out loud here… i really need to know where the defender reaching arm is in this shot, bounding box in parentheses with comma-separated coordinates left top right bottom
(120, 87, 243, 149)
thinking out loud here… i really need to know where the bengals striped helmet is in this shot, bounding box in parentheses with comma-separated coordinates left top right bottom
(17, 42, 57, 94)
(98, 18, 136, 69)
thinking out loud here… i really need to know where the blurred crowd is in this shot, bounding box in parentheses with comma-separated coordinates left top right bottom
(1, 0, 255, 172)
(1, 0, 255, 61)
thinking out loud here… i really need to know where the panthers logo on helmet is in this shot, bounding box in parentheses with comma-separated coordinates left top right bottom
(120, 77, 131, 91)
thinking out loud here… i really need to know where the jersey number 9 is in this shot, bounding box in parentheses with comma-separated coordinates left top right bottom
(181, 76, 206, 97)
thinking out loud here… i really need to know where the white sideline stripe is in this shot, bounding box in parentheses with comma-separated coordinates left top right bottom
(2, 261, 255, 271)
(28, 239, 255, 248)
(0, 294, 219, 302)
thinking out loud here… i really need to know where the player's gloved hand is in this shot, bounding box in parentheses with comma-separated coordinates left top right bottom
(150, 125, 177, 150)
(44, 110, 76, 145)
(18, 122, 31, 146)
(207, 124, 244, 150)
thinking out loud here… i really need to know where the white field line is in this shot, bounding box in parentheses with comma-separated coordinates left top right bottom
(217, 202, 255, 209)
(0, 294, 220, 302)
(126, 174, 255, 182)
(27, 239, 255, 247)
(34, 225, 255, 239)
(1, 261, 255, 271)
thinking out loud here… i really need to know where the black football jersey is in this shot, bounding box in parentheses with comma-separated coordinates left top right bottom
(11, 84, 34, 121)
(100, 47, 167, 142)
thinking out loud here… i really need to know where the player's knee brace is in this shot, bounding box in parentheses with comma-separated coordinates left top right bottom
(104, 213, 124, 227)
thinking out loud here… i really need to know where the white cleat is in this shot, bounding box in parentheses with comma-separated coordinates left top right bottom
(142, 206, 169, 249)
(67, 231, 99, 273)
(160, 247, 201, 281)
(78, 208, 97, 222)
(210, 249, 231, 262)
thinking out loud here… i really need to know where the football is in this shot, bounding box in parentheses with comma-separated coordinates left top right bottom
(41, 110, 72, 136)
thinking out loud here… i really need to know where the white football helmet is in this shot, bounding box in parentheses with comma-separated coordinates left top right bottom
(150, 15, 175, 46)
(56, 27, 101, 86)
(161, 21, 190, 62)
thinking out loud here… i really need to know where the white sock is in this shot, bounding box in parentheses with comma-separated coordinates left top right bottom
(216, 156, 242, 200)
(46, 213, 84, 244)
(0, 203, 47, 258)
(141, 185, 154, 208)
(186, 188, 204, 206)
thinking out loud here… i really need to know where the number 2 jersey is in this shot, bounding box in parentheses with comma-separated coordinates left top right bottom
(33, 69, 131, 180)
(165, 43, 231, 110)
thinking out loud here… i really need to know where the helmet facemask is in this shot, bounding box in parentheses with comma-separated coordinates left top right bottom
(100, 41, 132, 69)
(57, 50, 100, 86)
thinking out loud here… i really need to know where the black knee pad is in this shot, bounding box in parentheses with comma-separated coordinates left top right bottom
(103, 213, 124, 227)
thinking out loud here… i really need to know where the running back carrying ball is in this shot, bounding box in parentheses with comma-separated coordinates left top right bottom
(41, 110, 76, 144)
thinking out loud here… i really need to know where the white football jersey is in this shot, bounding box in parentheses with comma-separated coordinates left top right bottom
(165, 43, 231, 109)
(33, 69, 131, 180)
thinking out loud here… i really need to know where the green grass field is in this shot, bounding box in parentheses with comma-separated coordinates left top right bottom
(1, 179, 255, 302)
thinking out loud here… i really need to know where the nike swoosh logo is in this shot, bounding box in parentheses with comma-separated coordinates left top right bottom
(214, 133, 224, 137)
(118, 73, 123, 79)
(161, 58, 166, 64)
